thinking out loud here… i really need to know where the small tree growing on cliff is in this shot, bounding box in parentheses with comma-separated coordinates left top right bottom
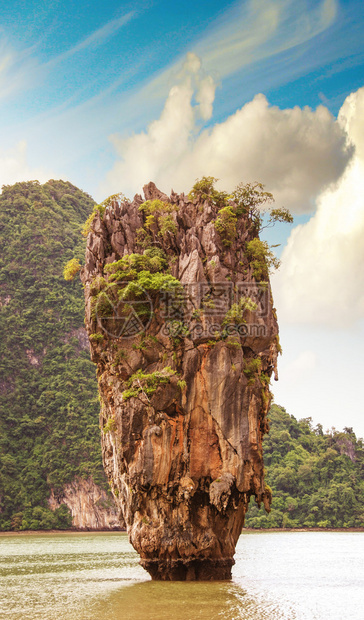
(188, 176, 230, 208)
(232, 181, 293, 232)
(189, 178, 293, 272)
(189, 178, 292, 230)
(234, 182, 292, 277)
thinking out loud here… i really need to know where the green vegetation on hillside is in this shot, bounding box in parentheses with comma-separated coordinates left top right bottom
(246, 404, 364, 529)
(0, 180, 107, 531)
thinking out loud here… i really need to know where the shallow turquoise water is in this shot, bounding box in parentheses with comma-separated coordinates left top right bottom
(0, 531, 363, 619)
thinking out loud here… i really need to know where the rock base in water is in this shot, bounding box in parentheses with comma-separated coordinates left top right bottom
(142, 558, 234, 581)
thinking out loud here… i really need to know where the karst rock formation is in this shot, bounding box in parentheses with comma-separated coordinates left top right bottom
(82, 181, 279, 580)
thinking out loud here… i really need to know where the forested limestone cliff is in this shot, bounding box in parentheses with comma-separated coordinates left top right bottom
(82, 179, 281, 579)
(0, 180, 118, 531)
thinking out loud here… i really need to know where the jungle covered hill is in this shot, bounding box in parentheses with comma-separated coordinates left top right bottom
(245, 404, 364, 529)
(0, 180, 109, 531)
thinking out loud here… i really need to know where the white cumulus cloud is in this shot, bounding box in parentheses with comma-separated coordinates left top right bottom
(273, 86, 364, 327)
(102, 53, 351, 213)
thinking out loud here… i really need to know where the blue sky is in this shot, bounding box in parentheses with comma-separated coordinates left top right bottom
(1, 0, 364, 195)
(1, 0, 364, 435)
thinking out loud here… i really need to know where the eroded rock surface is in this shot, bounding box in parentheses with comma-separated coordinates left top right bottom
(48, 477, 121, 530)
(82, 182, 279, 580)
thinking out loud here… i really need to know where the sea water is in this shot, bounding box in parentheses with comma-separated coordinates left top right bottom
(0, 531, 363, 619)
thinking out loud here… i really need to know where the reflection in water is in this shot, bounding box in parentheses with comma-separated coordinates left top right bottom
(0, 531, 363, 620)
(88, 580, 289, 620)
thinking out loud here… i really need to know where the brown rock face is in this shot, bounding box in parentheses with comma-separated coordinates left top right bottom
(82, 182, 279, 580)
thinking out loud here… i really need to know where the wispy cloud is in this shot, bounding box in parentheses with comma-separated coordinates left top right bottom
(45, 11, 136, 67)
(0, 10, 136, 103)
(0, 37, 39, 101)
(131, 0, 338, 102)
(104, 0, 340, 140)
(192, 0, 338, 78)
